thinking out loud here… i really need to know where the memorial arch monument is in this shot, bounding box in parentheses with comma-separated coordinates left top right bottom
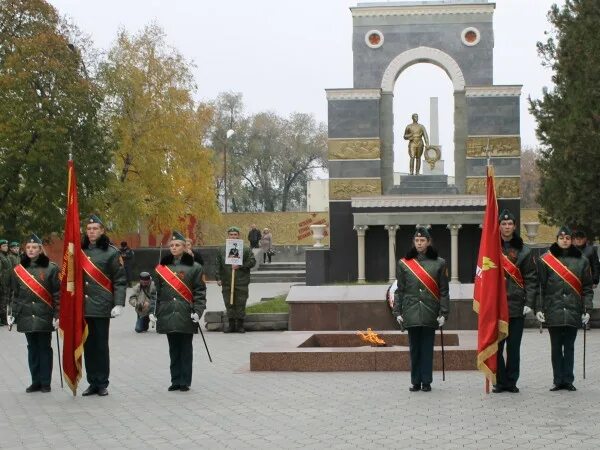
(309, 1, 522, 284)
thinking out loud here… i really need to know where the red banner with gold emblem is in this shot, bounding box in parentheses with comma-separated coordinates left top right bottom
(14, 264, 53, 308)
(59, 160, 88, 396)
(541, 252, 582, 296)
(400, 258, 440, 300)
(155, 264, 193, 304)
(473, 166, 509, 388)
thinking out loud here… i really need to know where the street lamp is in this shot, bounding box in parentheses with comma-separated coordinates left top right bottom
(223, 129, 235, 212)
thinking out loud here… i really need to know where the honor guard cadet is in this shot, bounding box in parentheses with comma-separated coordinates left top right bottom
(153, 231, 206, 392)
(8, 241, 21, 267)
(215, 226, 256, 333)
(536, 226, 594, 391)
(8, 234, 60, 392)
(494, 209, 538, 393)
(0, 239, 11, 325)
(393, 227, 449, 392)
(81, 215, 127, 397)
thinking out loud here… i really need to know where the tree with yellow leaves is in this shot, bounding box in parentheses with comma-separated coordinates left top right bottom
(99, 23, 218, 233)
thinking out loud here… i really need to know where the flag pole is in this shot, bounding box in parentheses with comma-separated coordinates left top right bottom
(55, 331, 64, 389)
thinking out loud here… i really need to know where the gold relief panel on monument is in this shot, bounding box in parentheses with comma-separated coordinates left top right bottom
(466, 136, 521, 158)
(466, 177, 520, 198)
(328, 139, 380, 160)
(329, 179, 382, 200)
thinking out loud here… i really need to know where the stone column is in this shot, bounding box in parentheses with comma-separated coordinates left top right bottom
(380, 92, 394, 194)
(384, 225, 399, 281)
(447, 224, 462, 284)
(354, 225, 369, 283)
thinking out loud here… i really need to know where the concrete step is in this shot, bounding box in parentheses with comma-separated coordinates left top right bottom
(390, 186, 459, 195)
(252, 274, 306, 283)
(257, 263, 306, 272)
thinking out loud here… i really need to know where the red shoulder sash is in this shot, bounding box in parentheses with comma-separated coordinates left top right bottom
(400, 258, 440, 300)
(14, 264, 53, 308)
(155, 264, 193, 304)
(81, 250, 113, 293)
(541, 252, 582, 296)
(501, 253, 524, 289)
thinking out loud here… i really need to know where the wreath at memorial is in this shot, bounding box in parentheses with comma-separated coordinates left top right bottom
(424, 145, 441, 170)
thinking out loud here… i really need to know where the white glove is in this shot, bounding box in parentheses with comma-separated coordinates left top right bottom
(523, 306, 532, 316)
(437, 316, 445, 327)
(582, 313, 590, 325)
(536, 311, 546, 323)
(52, 318, 59, 330)
(7, 315, 15, 326)
(396, 315, 403, 325)
(110, 305, 123, 318)
(149, 313, 157, 324)
(191, 312, 200, 323)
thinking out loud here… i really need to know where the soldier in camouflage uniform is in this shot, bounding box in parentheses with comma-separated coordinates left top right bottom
(0, 239, 11, 325)
(215, 226, 256, 333)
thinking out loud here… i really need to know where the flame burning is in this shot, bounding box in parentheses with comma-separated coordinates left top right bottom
(357, 328, 386, 346)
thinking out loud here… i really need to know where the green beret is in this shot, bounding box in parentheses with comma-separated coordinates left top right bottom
(0, 239, 7, 245)
(414, 226, 431, 239)
(27, 234, 42, 245)
(227, 226, 240, 233)
(9, 241, 19, 247)
(498, 209, 516, 223)
(556, 226, 572, 238)
(171, 230, 186, 242)
(87, 214, 104, 226)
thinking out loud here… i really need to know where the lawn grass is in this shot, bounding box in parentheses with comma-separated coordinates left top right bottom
(246, 295, 289, 313)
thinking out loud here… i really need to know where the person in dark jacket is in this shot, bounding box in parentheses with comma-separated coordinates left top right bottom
(0, 239, 11, 326)
(536, 226, 594, 392)
(81, 215, 127, 397)
(119, 241, 135, 286)
(393, 227, 449, 392)
(185, 238, 204, 266)
(215, 226, 256, 333)
(153, 231, 206, 392)
(247, 224, 261, 250)
(493, 209, 538, 393)
(8, 234, 60, 393)
(573, 230, 599, 288)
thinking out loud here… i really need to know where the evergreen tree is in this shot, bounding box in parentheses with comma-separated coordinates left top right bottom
(529, 0, 600, 238)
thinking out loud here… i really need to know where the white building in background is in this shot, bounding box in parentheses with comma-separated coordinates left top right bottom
(307, 179, 329, 211)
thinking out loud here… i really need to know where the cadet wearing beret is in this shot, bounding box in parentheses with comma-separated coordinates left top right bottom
(8, 234, 60, 392)
(393, 227, 449, 392)
(8, 241, 21, 267)
(81, 215, 127, 397)
(153, 231, 206, 391)
(536, 226, 594, 391)
(215, 226, 256, 333)
(493, 209, 538, 393)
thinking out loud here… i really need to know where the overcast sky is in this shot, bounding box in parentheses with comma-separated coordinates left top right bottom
(50, 0, 564, 175)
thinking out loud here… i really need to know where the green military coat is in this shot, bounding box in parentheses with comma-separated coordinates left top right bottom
(393, 246, 450, 329)
(502, 235, 538, 318)
(215, 246, 256, 288)
(537, 243, 594, 328)
(82, 235, 127, 318)
(155, 252, 206, 334)
(11, 254, 60, 333)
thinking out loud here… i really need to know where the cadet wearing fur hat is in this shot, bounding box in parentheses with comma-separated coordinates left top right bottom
(393, 226, 449, 392)
(215, 226, 256, 333)
(8, 234, 60, 393)
(153, 230, 206, 391)
(536, 226, 594, 391)
(493, 209, 538, 393)
(81, 215, 127, 397)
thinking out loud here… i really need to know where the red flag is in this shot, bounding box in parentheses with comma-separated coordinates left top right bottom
(59, 160, 88, 395)
(473, 165, 509, 387)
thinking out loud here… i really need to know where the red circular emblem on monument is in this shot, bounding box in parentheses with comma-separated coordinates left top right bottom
(368, 33, 381, 46)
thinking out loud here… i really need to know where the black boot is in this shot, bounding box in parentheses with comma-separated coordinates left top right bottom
(236, 319, 245, 333)
(224, 319, 235, 333)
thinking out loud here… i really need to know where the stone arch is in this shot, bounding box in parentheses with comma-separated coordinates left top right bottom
(381, 46, 466, 93)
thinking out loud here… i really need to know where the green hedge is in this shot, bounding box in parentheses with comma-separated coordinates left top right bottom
(246, 295, 289, 313)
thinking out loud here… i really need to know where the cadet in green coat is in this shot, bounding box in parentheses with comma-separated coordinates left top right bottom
(8, 234, 60, 393)
(536, 226, 594, 392)
(81, 215, 127, 397)
(215, 226, 256, 333)
(393, 227, 449, 392)
(153, 231, 206, 392)
(0, 239, 11, 325)
(494, 209, 538, 393)
(8, 241, 21, 267)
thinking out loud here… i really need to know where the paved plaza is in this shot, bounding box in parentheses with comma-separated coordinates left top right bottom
(1, 286, 600, 449)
